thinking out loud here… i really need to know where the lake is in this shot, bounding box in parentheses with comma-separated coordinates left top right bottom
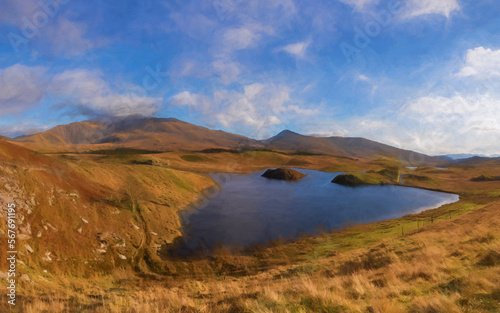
(175, 168, 459, 252)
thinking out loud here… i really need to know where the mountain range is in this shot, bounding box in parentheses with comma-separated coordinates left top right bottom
(440, 153, 500, 160)
(10, 115, 444, 164)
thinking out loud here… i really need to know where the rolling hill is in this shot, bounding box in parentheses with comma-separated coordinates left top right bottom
(12, 116, 444, 164)
(264, 130, 444, 164)
(1, 129, 499, 312)
(13, 116, 262, 152)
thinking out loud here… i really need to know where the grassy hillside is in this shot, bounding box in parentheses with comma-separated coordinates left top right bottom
(0, 140, 499, 312)
(13, 117, 446, 167)
(265, 130, 445, 165)
(13, 117, 262, 153)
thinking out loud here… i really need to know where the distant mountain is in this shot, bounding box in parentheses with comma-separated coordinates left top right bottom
(264, 130, 443, 164)
(14, 116, 262, 152)
(449, 156, 500, 167)
(441, 153, 500, 160)
(12, 117, 445, 164)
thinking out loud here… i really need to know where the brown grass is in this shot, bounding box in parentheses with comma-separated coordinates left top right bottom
(0, 140, 499, 312)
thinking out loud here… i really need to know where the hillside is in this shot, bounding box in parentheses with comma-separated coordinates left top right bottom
(0, 138, 214, 288)
(14, 116, 262, 152)
(0, 138, 499, 312)
(265, 130, 445, 165)
(11, 117, 447, 166)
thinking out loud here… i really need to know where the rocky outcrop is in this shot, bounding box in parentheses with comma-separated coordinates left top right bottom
(261, 168, 306, 181)
(470, 175, 500, 182)
(331, 174, 366, 187)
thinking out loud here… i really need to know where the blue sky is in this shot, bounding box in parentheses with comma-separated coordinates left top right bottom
(0, 0, 499, 155)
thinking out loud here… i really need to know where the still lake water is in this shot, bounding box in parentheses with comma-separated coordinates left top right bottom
(177, 169, 459, 252)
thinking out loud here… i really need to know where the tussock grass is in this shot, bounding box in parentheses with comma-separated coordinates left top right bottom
(1, 144, 499, 312)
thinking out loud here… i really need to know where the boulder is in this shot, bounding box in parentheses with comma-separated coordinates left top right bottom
(261, 168, 306, 181)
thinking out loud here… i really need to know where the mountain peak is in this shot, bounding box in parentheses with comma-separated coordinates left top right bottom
(275, 129, 301, 137)
(14, 117, 262, 152)
(279, 129, 299, 135)
(263, 130, 302, 143)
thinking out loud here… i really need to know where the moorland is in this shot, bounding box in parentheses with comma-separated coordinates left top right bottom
(0, 116, 499, 312)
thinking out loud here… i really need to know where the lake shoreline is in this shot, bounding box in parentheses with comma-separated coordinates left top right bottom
(171, 167, 460, 254)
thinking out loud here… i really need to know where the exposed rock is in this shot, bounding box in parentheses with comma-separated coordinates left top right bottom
(118, 254, 127, 260)
(45, 223, 58, 232)
(114, 241, 126, 248)
(96, 249, 107, 254)
(17, 234, 31, 240)
(331, 174, 366, 187)
(96, 232, 122, 245)
(81, 217, 89, 224)
(261, 168, 306, 181)
(19, 222, 32, 235)
(25, 244, 34, 254)
(42, 252, 52, 262)
(20, 274, 31, 282)
(69, 192, 80, 199)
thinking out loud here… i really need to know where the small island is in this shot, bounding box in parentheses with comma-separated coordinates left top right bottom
(331, 173, 367, 187)
(261, 168, 306, 181)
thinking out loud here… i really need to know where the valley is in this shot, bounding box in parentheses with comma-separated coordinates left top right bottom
(0, 118, 498, 312)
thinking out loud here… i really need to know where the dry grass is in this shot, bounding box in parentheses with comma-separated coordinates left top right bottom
(1, 141, 499, 312)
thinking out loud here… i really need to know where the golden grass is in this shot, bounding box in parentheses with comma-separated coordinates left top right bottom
(1, 144, 499, 312)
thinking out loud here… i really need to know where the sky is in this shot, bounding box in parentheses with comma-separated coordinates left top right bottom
(0, 0, 499, 155)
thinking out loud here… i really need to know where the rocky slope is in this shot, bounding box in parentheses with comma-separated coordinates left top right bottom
(0, 139, 213, 278)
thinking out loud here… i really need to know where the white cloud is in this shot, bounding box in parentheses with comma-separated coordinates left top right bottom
(50, 69, 161, 116)
(165, 0, 295, 85)
(223, 27, 260, 50)
(358, 74, 370, 81)
(46, 17, 94, 57)
(0, 64, 47, 114)
(168, 12, 217, 43)
(397, 93, 500, 154)
(0, 0, 39, 24)
(0, 65, 155, 120)
(212, 60, 242, 84)
(457, 47, 500, 78)
(306, 90, 500, 156)
(170, 91, 212, 111)
(338, 0, 379, 10)
(220, 24, 273, 54)
(340, 0, 460, 18)
(171, 83, 318, 138)
(1, 0, 96, 57)
(405, 0, 460, 18)
(279, 41, 310, 58)
(0, 121, 50, 138)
